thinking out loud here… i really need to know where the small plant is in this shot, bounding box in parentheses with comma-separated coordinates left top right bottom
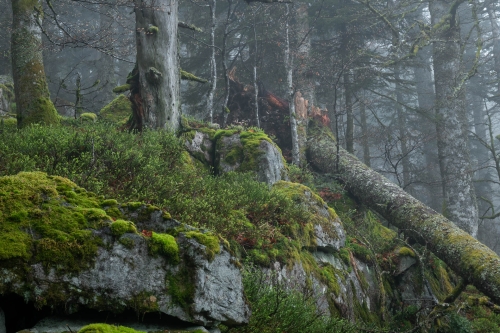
(222, 266, 356, 333)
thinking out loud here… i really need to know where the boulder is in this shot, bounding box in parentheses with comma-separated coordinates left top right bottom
(0, 172, 249, 329)
(183, 131, 214, 166)
(215, 130, 288, 185)
(273, 181, 346, 252)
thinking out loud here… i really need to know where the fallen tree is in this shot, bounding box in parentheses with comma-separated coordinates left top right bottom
(307, 120, 500, 304)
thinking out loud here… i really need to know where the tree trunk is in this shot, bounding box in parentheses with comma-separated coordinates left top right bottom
(207, 0, 216, 123)
(132, 0, 179, 131)
(344, 72, 354, 154)
(487, 2, 500, 99)
(307, 120, 500, 304)
(284, 4, 300, 166)
(430, 0, 478, 237)
(359, 91, 371, 167)
(394, 65, 410, 190)
(11, 0, 59, 128)
(413, 45, 442, 212)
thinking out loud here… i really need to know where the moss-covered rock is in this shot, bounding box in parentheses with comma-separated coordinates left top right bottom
(0, 172, 249, 327)
(0, 172, 107, 269)
(99, 95, 132, 125)
(215, 129, 288, 185)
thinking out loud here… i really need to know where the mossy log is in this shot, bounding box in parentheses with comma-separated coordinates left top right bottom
(307, 121, 500, 304)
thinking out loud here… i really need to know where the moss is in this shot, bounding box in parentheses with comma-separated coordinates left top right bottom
(0, 172, 109, 271)
(147, 25, 159, 34)
(110, 220, 137, 237)
(148, 232, 179, 263)
(167, 265, 195, 311)
(99, 95, 132, 125)
(118, 236, 135, 249)
(184, 230, 220, 260)
(20, 97, 60, 127)
(0, 83, 14, 101)
(125, 201, 143, 211)
(162, 211, 172, 220)
(102, 199, 119, 207)
(398, 246, 415, 257)
(180, 69, 207, 83)
(12, 0, 40, 15)
(80, 113, 97, 122)
(112, 84, 131, 94)
(0, 117, 17, 127)
(79, 324, 146, 333)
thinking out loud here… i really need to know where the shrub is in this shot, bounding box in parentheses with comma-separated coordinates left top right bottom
(223, 266, 356, 333)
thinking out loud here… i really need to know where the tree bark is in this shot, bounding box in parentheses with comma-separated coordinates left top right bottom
(307, 120, 500, 305)
(11, 0, 59, 128)
(207, 0, 217, 123)
(430, 0, 478, 237)
(132, 0, 179, 131)
(284, 4, 300, 166)
(413, 45, 442, 212)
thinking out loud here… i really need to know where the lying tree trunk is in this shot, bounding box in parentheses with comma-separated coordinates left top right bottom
(307, 120, 500, 304)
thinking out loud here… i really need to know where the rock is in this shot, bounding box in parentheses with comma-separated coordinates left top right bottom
(215, 131, 288, 185)
(184, 131, 214, 166)
(273, 181, 346, 252)
(0, 172, 249, 328)
(0, 307, 5, 333)
(396, 256, 417, 275)
(25, 318, 211, 333)
(255, 140, 288, 186)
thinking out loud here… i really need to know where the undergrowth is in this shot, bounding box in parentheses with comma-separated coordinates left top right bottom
(222, 266, 356, 333)
(0, 122, 309, 256)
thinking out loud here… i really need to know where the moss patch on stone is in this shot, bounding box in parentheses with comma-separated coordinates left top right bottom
(110, 220, 137, 237)
(79, 324, 145, 333)
(99, 95, 132, 125)
(184, 230, 220, 260)
(148, 232, 179, 263)
(0, 172, 109, 271)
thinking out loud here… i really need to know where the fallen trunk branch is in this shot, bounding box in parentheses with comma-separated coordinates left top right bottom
(307, 120, 500, 304)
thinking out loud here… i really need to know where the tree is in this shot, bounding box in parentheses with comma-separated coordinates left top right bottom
(129, 0, 180, 131)
(11, 0, 59, 128)
(429, 0, 478, 237)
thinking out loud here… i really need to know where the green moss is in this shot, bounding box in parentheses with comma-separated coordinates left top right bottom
(102, 199, 119, 207)
(0, 83, 14, 101)
(12, 0, 40, 15)
(167, 266, 195, 310)
(148, 232, 179, 263)
(184, 230, 220, 260)
(80, 113, 97, 122)
(112, 84, 131, 94)
(180, 69, 207, 83)
(110, 220, 137, 236)
(162, 211, 172, 220)
(118, 236, 135, 249)
(125, 201, 143, 211)
(79, 324, 146, 333)
(0, 172, 109, 271)
(99, 95, 132, 125)
(147, 25, 159, 34)
(20, 97, 59, 127)
(398, 246, 415, 257)
(0, 117, 17, 127)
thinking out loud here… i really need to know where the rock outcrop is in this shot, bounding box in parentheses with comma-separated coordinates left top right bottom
(182, 126, 288, 185)
(0, 172, 249, 329)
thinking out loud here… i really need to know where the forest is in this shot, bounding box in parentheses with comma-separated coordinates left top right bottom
(1, 0, 500, 332)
